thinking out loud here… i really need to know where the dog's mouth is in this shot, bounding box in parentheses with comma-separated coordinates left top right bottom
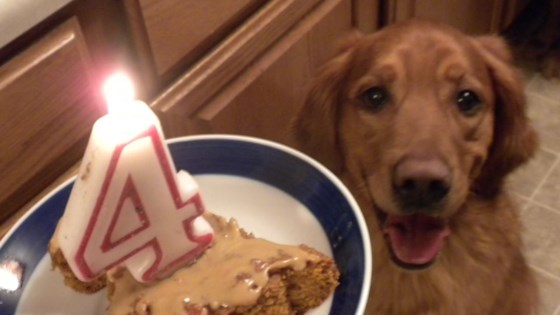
(375, 206, 450, 270)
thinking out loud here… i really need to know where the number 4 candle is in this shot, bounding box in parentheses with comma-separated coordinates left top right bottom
(57, 73, 214, 283)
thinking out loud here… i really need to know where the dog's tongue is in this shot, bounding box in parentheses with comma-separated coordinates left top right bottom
(383, 214, 450, 265)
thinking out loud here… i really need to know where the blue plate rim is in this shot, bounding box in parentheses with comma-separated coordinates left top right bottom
(0, 134, 372, 314)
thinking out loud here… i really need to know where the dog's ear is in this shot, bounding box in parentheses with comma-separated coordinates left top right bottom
(291, 32, 361, 172)
(472, 35, 538, 197)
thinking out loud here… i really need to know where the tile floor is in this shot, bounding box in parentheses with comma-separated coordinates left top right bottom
(509, 73, 560, 315)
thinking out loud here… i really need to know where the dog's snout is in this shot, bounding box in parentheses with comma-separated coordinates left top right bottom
(393, 156, 451, 210)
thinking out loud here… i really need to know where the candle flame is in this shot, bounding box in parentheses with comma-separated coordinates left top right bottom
(103, 72, 135, 114)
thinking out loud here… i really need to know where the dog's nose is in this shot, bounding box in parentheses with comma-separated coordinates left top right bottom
(393, 156, 451, 210)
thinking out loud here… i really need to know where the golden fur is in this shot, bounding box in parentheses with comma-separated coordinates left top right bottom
(293, 20, 539, 315)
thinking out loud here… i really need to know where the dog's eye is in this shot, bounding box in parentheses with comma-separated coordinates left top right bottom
(361, 87, 389, 112)
(456, 90, 482, 115)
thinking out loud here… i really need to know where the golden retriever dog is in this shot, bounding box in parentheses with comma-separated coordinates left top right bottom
(293, 20, 539, 314)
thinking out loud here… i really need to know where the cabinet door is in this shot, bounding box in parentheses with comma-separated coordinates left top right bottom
(385, 0, 518, 34)
(0, 18, 102, 222)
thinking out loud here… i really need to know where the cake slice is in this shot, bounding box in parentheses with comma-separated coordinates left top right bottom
(49, 213, 340, 314)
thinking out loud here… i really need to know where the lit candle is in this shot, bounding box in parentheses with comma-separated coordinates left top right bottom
(57, 73, 214, 283)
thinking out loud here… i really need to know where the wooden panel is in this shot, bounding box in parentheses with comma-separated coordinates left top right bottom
(500, 0, 525, 29)
(386, 0, 510, 34)
(0, 18, 102, 223)
(123, 0, 267, 82)
(151, 0, 323, 136)
(192, 0, 353, 147)
(353, 0, 380, 33)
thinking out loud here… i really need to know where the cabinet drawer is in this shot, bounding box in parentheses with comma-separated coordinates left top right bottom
(124, 0, 268, 83)
(0, 18, 102, 222)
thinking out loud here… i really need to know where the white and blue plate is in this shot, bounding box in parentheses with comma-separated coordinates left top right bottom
(0, 135, 371, 315)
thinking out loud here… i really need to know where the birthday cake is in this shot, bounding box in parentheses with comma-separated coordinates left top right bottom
(49, 212, 340, 314)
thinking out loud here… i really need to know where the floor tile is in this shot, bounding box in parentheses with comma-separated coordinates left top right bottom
(511, 193, 529, 213)
(521, 71, 560, 315)
(526, 92, 560, 154)
(521, 202, 560, 278)
(534, 161, 560, 211)
(509, 149, 558, 198)
(532, 267, 560, 315)
(527, 74, 560, 103)
(533, 268, 560, 315)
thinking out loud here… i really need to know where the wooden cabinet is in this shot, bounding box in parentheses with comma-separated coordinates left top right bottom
(149, 0, 353, 146)
(122, 0, 268, 85)
(186, 0, 353, 147)
(0, 18, 102, 223)
(383, 0, 523, 34)
(0, 0, 378, 233)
